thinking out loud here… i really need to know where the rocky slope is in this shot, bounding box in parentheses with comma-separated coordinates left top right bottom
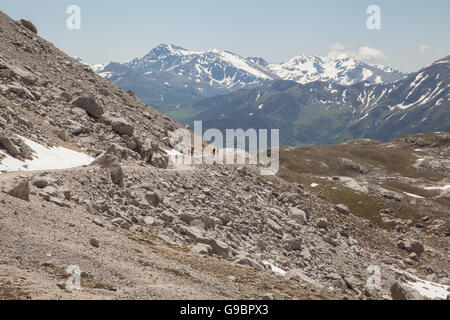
(166, 57, 449, 146)
(0, 11, 449, 300)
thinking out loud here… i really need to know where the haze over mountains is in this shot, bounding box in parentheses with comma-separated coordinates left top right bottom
(93, 44, 407, 108)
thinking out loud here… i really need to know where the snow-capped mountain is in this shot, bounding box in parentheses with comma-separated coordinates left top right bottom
(267, 54, 407, 85)
(125, 44, 275, 92)
(93, 44, 407, 107)
(165, 56, 449, 146)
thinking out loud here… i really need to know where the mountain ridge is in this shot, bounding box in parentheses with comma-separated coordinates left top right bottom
(165, 55, 449, 146)
(93, 44, 407, 107)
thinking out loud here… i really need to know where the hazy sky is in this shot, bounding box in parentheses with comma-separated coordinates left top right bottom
(2, 0, 449, 72)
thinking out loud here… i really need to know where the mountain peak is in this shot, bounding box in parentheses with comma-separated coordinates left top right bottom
(97, 46, 407, 95)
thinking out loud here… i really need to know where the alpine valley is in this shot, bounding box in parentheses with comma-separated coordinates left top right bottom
(93, 45, 449, 147)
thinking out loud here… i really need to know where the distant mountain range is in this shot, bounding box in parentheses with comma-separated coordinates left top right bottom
(93, 44, 407, 107)
(164, 56, 449, 146)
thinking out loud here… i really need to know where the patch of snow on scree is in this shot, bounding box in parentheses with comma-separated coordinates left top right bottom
(0, 136, 94, 172)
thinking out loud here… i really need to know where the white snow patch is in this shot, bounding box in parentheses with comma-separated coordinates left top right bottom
(424, 185, 450, 191)
(393, 268, 450, 300)
(262, 261, 286, 276)
(214, 50, 271, 80)
(0, 136, 94, 172)
(362, 69, 373, 81)
(404, 192, 424, 199)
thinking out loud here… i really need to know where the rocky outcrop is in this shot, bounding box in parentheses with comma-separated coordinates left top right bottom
(390, 282, 422, 300)
(397, 240, 425, 256)
(17, 19, 37, 34)
(0, 131, 33, 160)
(72, 95, 104, 117)
(111, 118, 134, 137)
(6, 178, 30, 201)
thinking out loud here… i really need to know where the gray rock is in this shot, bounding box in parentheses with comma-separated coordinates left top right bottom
(190, 219, 206, 230)
(286, 238, 303, 251)
(179, 212, 201, 225)
(142, 216, 158, 226)
(263, 293, 274, 300)
(110, 165, 124, 187)
(32, 176, 52, 189)
(256, 239, 266, 251)
(151, 153, 169, 169)
(111, 118, 134, 137)
(288, 207, 308, 225)
(205, 238, 229, 258)
(145, 191, 164, 207)
(335, 204, 350, 215)
(60, 91, 72, 102)
(316, 218, 328, 229)
(236, 257, 263, 270)
(266, 218, 283, 234)
(397, 240, 425, 256)
(56, 129, 67, 141)
(191, 243, 212, 255)
(285, 269, 321, 287)
(92, 218, 104, 227)
(56, 281, 66, 290)
(7, 179, 30, 201)
(390, 282, 422, 300)
(334, 278, 348, 290)
(42, 185, 57, 196)
(323, 235, 338, 247)
(0, 136, 20, 157)
(90, 237, 101, 248)
(72, 95, 103, 117)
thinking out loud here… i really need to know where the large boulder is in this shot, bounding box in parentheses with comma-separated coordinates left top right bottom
(72, 95, 103, 117)
(111, 118, 134, 137)
(288, 207, 308, 225)
(7, 179, 30, 201)
(145, 190, 164, 207)
(0, 132, 33, 160)
(397, 240, 425, 256)
(31, 176, 55, 189)
(390, 282, 422, 300)
(0, 136, 20, 157)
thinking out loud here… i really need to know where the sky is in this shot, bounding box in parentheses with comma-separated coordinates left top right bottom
(1, 0, 449, 72)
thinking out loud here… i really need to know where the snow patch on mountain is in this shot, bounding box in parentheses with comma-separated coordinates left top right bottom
(267, 54, 406, 85)
(93, 45, 407, 91)
(0, 136, 94, 172)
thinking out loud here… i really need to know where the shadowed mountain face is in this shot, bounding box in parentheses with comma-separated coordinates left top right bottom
(165, 56, 449, 146)
(93, 44, 407, 108)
